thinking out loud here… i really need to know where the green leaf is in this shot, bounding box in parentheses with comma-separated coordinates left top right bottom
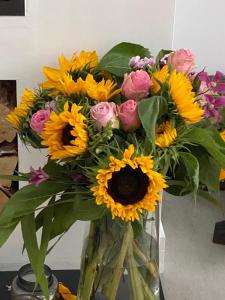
(0, 220, 18, 247)
(138, 96, 168, 148)
(72, 197, 107, 221)
(183, 127, 225, 169)
(188, 146, 220, 192)
(166, 180, 187, 196)
(0, 174, 28, 181)
(21, 214, 49, 300)
(35, 195, 107, 242)
(43, 160, 67, 178)
(155, 49, 172, 65)
(0, 181, 68, 226)
(95, 42, 150, 77)
(179, 152, 199, 197)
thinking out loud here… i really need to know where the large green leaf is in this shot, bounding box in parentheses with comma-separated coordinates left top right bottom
(188, 146, 220, 191)
(0, 174, 28, 181)
(35, 195, 107, 242)
(138, 96, 168, 148)
(0, 181, 68, 226)
(21, 214, 50, 300)
(183, 127, 225, 169)
(0, 220, 18, 247)
(95, 42, 150, 77)
(179, 152, 199, 197)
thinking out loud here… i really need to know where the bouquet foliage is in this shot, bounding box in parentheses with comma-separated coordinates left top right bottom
(1, 42, 225, 300)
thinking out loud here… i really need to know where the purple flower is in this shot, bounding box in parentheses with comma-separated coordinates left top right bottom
(201, 94, 225, 123)
(198, 71, 225, 94)
(129, 56, 155, 70)
(71, 173, 89, 185)
(29, 167, 49, 187)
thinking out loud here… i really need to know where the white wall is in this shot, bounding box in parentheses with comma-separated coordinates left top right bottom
(173, 0, 225, 73)
(0, 0, 175, 270)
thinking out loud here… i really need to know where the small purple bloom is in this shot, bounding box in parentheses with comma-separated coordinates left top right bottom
(201, 94, 225, 123)
(198, 71, 225, 94)
(71, 173, 89, 185)
(29, 167, 49, 187)
(129, 56, 155, 70)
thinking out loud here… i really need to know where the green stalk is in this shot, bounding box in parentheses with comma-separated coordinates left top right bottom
(104, 223, 132, 300)
(133, 241, 159, 280)
(127, 243, 145, 300)
(77, 221, 109, 300)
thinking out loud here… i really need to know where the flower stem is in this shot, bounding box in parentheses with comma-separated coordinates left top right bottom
(104, 223, 133, 300)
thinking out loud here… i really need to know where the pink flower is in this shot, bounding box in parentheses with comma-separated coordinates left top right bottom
(29, 167, 49, 187)
(30, 109, 51, 134)
(167, 48, 195, 75)
(118, 100, 141, 131)
(90, 102, 119, 130)
(121, 70, 152, 101)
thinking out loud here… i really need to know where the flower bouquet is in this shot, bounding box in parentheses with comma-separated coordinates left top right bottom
(1, 42, 225, 300)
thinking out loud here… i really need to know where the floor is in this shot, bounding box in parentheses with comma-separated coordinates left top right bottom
(161, 192, 225, 300)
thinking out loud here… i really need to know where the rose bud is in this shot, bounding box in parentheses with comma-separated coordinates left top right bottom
(30, 109, 51, 134)
(121, 70, 152, 101)
(118, 99, 141, 131)
(167, 48, 195, 75)
(90, 102, 119, 130)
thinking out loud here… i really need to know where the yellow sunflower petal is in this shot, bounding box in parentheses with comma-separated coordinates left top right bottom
(91, 145, 167, 222)
(151, 65, 169, 94)
(41, 102, 88, 160)
(58, 283, 77, 300)
(6, 89, 36, 130)
(85, 74, 121, 101)
(155, 121, 177, 148)
(168, 70, 204, 124)
(70, 50, 98, 72)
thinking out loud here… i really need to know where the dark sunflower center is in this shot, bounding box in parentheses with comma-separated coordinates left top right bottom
(62, 124, 74, 145)
(107, 166, 149, 205)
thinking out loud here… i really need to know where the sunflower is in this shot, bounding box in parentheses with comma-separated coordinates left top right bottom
(155, 121, 177, 148)
(91, 145, 167, 221)
(6, 89, 36, 130)
(42, 72, 86, 96)
(151, 65, 169, 94)
(42, 50, 98, 95)
(168, 70, 204, 124)
(219, 130, 225, 181)
(85, 74, 121, 101)
(41, 102, 88, 160)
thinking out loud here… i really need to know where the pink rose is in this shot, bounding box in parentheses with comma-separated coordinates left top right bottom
(30, 109, 51, 134)
(121, 70, 152, 101)
(167, 48, 195, 75)
(118, 100, 141, 131)
(90, 102, 119, 130)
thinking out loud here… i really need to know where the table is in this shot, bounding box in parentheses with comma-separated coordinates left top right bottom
(0, 270, 165, 299)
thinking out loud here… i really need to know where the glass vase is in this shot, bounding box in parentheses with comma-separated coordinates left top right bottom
(77, 214, 159, 300)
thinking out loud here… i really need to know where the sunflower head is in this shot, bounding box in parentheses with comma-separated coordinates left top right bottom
(70, 50, 98, 72)
(155, 121, 177, 148)
(151, 65, 169, 94)
(41, 102, 88, 160)
(168, 70, 204, 124)
(85, 74, 121, 101)
(91, 145, 167, 221)
(6, 89, 36, 130)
